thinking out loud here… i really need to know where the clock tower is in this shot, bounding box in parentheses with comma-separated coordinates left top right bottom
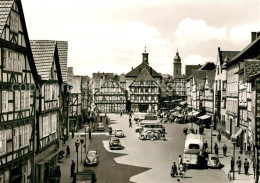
(142, 47, 149, 64)
(173, 50, 182, 79)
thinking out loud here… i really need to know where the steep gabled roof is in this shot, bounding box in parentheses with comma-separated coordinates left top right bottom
(30, 40, 56, 80)
(218, 49, 240, 65)
(136, 68, 154, 81)
(126, 62, 161, 78)
(244, 59, 260, 81)
(57, 41, 68, 82)
(199, 62, 216, 70)
(0, 0, 13, 37)
(185, 65, 201, 78)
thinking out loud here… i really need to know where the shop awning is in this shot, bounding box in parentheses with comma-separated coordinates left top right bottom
(37, 150, 60, 164)
(232, 128, 243, 139)
(197, 115, 211, 120)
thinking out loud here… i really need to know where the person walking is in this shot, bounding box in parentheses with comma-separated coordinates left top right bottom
(71, 160, 75, 177)
(204, 141, 208, 152)
(244, 158, 250, 175)
(66, 145, 70, 157)
(231, 157, 235, 173)
(223, 144, 227, 157)
(171, 162, 178, 177)
(236, 156, 242, 174)
(217, 131, 221, 142)
(72, 130, 75, 139)
(177, 179, 181, 183)
(178, 155, 183, 165)
(55, 165, 61, 183)
(214, 143, 218, 155)
(129, 118, 132, 127)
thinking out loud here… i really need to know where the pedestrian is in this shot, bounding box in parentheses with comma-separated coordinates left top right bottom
(223, 144, 227, 157)
(214, 143, 218, 155)
(71, 160, 75, 177)
(177, 178, 181, 183)
(217, 131, 221, 142)
(178, 155, 183, 165)
(204, 141, 208, 152)
(72, 130, 74, 139)
(106, 118, 109, 125)
(171, 162, 178, 177)
(75, 139, 79, 152)
(120, 111, 123, 116)
(55, 165, 61, 183)
(66, 145, 70, 157)
(244, 158, 250, 175)
(231, 157, 235, 173)
(129, 118, 132, 127)
(236, 156, 242, 174)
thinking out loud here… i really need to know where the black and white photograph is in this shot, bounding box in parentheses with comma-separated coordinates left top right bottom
(0, 0, 259, 182)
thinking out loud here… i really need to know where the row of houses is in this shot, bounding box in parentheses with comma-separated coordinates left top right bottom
(0, 1, 92, 182)
(186, 32, 260, 180)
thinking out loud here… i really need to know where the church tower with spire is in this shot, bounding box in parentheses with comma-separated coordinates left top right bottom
(173, 50, 182, 79)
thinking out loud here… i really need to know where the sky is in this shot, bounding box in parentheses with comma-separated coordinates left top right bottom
(22, 0, 260, 77)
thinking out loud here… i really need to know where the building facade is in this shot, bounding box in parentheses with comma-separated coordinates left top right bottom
(94, 77, 127, 113)
(125, 48, 162, 113)
(30, 40, 64, 183)
(0, 1, 39, 182)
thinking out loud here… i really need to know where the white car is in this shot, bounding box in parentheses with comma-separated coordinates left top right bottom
(114, 129, 125, 137)
(97, 123, 105, 131)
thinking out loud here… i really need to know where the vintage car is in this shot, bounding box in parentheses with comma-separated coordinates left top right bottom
(84, 150, 99, 166)
(97, 123, 105, 131)
(138, 130, 161, 140)
(114, 129, 125, 138)
(207, 154, 221, 168)
(109, 137, 122, 150)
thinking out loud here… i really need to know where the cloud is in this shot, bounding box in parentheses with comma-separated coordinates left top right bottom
(175, 18, 227, 46)
(229, 23, 260, 43)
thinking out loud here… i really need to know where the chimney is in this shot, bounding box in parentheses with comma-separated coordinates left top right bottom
(132, 67, 133, 71)
(251, 32, 257, 42)
(150, 67, 152, 74)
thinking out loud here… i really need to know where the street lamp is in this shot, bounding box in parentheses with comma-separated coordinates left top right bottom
(84, 125, 88, 152)
(231, 136, 236, 180)
(80, 139, 84, 163)
(75, 141, 80, 172)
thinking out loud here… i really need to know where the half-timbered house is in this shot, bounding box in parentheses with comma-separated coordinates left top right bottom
(0, 0, 39, 182)
(30, 40, 63, 183)
(94, 77, 127, 113)
(129, 68, 159, 113)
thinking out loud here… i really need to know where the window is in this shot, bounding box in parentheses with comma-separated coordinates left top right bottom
(145, 96, 148, 101)
(151, 96, 154, 101)
(7, 50, 13, 70)
(43, 116, 49, 137)
(15, 91, 20, 110)
(25, 91, 30, 109)
(0, 131, 6, 154)
(20, 126, 24, 148)
(21, 91, 25, 109)
(145, 88, 149, 93)
(13, 128, 19, 150)
(18, 54, 24, 72)
(13, 52, 18, 71)
(10, 11, 19, 33)
(24, 125, 29, 146)
(2, 91, 8, 112)
(51, 113, 57, 133)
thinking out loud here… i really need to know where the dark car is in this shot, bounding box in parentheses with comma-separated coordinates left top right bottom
(73, 169, 96, 183)
(109, 137, 122, 150)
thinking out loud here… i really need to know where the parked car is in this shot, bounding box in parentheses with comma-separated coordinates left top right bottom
(114, 129, 125, 137)
(84, 150, 99, 166)
(139, 130, 160, 140)
(73, 169, 97, 183)
(207, 154, 221, 168)
(97, 123, 105, 131)
(109, 137, 122, 150)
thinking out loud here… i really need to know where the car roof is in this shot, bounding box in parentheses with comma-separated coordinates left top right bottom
(111, 137, 119, 140)
(87, 150, 97, 153)
(98, 123, 104, 125)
